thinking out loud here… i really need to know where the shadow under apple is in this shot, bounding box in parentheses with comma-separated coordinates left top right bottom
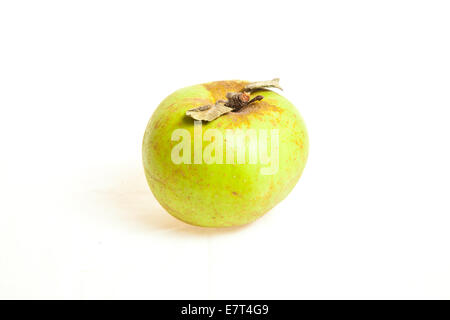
(80, 162, 250, 237)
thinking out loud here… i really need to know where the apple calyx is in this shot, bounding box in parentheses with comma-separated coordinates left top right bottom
(186, 78, 283, 122)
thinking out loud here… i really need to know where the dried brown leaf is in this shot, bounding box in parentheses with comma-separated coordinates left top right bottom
(243, 78, 283, 92)
(186, 102, 233, 121)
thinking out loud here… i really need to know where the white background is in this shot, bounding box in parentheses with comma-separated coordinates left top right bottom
(1, 1, 449, 299)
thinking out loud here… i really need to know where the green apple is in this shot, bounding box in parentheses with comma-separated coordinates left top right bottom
(142, 80, 308, 227)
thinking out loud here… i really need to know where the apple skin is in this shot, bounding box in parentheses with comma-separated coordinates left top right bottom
(142, 80, 308, 227)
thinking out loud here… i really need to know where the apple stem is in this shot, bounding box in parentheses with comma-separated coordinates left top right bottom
(186, 78, 283, 121)
(225, 92, 264, 110)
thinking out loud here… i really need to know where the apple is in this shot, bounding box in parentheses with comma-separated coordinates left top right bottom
(142, 80, 308, 227)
